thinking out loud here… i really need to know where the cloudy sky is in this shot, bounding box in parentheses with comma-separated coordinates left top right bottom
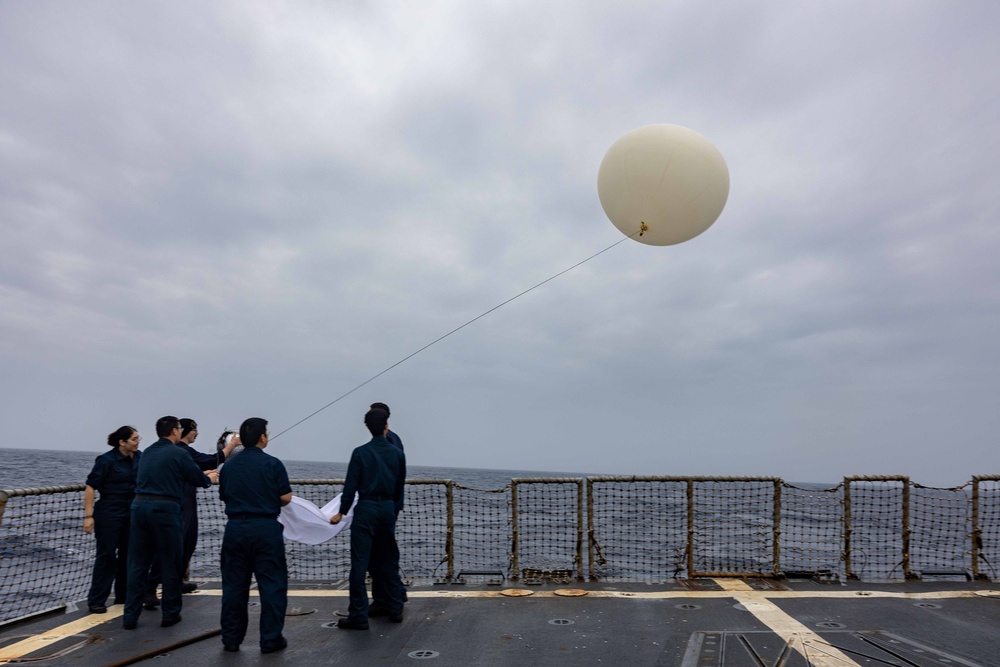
(2, 1, 997, 486)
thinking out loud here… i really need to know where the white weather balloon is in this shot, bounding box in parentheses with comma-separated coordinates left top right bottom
(598, 124, 730, 246)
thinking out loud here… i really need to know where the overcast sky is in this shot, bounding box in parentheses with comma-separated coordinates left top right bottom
(1, 1, 997, 486)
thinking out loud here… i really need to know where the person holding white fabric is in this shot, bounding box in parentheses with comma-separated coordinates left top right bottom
(218, 418, 292, 654)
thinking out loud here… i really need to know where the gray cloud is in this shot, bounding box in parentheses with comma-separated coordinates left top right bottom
(2, 1, 998, 487)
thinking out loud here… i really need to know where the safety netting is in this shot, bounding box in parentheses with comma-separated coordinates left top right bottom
(512, 479, 583, 582)
(396, 480, 450, 581)
(910, 483, 972, 578)
(4, 474, 1000, 624)
(691, 478, 778, 577)
(588, 477, 688, 581)
(844, 477, 907, 579)
(450, 483, 511, 582)
(974, 476, 1000, 580)
(779, 483, 844, 577)
(0, 486, 94, 623)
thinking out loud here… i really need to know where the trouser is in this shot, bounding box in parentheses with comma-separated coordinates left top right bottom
(347, 499, 404, 621)
(87, 499, 131, 607)
(181, 498, 198, 569)
(371, 517, 404, 605)
(220, 518, 288, 649)
(147, 493, 198, 593)
(123, 499, 184, 624)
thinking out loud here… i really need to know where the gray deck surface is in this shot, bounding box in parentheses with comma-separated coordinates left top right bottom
(1, 580, 998, 666)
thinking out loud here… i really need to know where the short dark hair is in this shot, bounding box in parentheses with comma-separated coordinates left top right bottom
(240, 417, 268, 448)
(179, 418, 198, 438)
(156, 416, 180, 438)
(107, 426, 136, 447)
(365, 408, 389, 437)
(370, 402, 390, 417)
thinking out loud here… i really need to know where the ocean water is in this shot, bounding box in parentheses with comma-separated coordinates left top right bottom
(0, 447, 588, 492)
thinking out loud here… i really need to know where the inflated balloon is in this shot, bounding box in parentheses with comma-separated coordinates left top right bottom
(598, 124, 729, 246)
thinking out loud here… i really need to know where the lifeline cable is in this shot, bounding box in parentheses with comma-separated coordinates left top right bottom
(271, 231, 639, 440)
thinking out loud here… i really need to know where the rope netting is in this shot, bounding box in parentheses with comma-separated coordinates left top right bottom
(779, 483, 843, 577)
(512, 479, 582, 582)
(845, 477, 907, 579)
(450, 484, 511, 580)
(910, 483, 971, 577)
(0, 486, 93, 623)
(396, 481, 451, 581)
(690, 479, 778, 577)
(587, 478, 688, 581)
(4, 474, 1000, 624)
(974, 476, 1000, 581)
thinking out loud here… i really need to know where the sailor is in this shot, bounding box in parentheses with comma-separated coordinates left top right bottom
(145, 417, 237, 602)
(368, 401, 407, 610)
(122, 416, 217, 630)
(82, 425, 141, 613)
(369, 402, 405, 511)
(218, 417, 292, 654)
(330, 407, 406, 629)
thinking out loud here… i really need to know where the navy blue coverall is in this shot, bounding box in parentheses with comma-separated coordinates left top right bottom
(371, 429, 404, 607)
(219, 446, 292, 651)
(85, 447, 140, 608)
(341, 434, 406, 622)
(122, 439, 211, 626)
(147, 442, 223, 594)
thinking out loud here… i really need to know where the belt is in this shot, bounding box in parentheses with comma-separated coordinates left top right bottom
(360, 495, 392, 502)
(100, 494, 135, 501)
(227, 513, 278, 520)
(135, 494, 179, 503)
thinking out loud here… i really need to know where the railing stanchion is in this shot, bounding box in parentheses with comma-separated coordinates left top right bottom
(844, 477, 854, 580)
(446, 481, 454, 581)
(686, 479, 695, 578)
(773, 480, 782, 578)
(576, 479, 584, 582)
(902, 477, 914, 580)
(587, 478, 595, 581)
(510, 481, 519, 581)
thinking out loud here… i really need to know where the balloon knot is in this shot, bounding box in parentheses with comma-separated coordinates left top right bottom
(639, 222, 648, 236)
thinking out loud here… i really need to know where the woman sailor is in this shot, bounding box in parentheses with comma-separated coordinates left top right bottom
(82, 425, 141, 613)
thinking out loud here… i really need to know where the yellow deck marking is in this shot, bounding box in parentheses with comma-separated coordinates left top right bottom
(713, 579, 859, 667)
(0, 605, 123, 662)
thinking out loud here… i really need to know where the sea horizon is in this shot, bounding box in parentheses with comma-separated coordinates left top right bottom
(0, 447, 853, 492)
(0, 446, 597, 492)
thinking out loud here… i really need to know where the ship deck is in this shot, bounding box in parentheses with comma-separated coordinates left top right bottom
(1, 578, 998, 666)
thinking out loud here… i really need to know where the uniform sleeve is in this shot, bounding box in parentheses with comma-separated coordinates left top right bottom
(182, 451, 212, 488)
(340, 449, 361, 515)
(187, 446, 224, 471)
(274, 460, 292, 497)
(393, 450, 406, 515)
(85, 454, 109, 491)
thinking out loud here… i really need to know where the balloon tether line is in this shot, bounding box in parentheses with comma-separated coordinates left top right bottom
(271, 230, 640, 440)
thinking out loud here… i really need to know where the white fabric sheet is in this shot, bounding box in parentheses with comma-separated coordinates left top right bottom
(278, 494, 354, 545)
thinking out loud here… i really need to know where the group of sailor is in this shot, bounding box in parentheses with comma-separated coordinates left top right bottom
(83, 404, 407, 654)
